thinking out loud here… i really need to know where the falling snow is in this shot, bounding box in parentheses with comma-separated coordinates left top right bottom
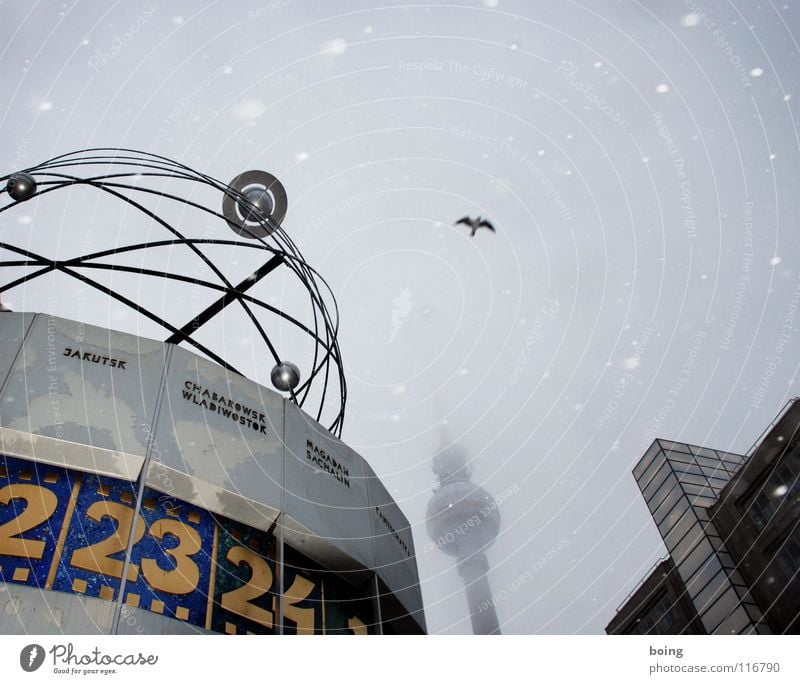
(680, 13, 700, 27)
(323, 38, 348, 55)
(232, 100, 266, 119)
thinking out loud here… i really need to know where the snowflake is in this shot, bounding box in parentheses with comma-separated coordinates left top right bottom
(323, 39, 347, 55)
(681, 13, 700, 27)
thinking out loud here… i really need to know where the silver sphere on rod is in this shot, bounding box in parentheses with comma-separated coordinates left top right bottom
(271, 361, 301, 392)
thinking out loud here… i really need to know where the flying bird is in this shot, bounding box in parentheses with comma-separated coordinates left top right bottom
(454, 216, 495, 237)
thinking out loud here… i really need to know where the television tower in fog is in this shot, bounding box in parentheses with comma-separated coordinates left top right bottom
(426, 431, 501, 634)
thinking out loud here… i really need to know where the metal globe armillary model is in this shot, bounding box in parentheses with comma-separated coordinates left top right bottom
(0, 148, 346, 435)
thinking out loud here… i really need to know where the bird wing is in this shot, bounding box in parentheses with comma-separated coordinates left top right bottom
(478, 220, 496, 232)
(454, 216, 472, 226)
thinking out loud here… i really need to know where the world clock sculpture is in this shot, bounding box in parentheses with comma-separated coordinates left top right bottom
(0, 149, 424, 635)
(2, 149, 344, 434)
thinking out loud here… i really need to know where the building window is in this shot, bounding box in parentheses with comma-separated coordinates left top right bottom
(750, 492, 776, 529)
(788, 443, 800, 470)
(772, 462, 800, 499)
(742, 460, 800, 529)
(774, 537, 800, 583)
(628, 592, 680, 634)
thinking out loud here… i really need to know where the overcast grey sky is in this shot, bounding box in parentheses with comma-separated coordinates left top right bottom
(1, 0, 799, 634)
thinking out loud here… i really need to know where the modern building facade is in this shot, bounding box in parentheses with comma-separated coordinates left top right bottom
(711, 400, 800, 633)
(605, 557, 705, 635)
(607, 400, 800, 634)
(0, 312, 426, 634)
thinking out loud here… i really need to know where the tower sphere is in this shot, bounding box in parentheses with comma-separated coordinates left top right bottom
(426, 480, 501, 557)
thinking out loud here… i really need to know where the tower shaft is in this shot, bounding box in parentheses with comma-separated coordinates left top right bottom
(458, 553, 501, 635)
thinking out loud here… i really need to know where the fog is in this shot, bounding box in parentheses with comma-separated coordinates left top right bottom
(1, 0, 799, 633)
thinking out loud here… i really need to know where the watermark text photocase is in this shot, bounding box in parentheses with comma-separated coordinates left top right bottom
(88, 1, 161, 72)
(556, 60, 630, 128)
(510, 299, 559, 383)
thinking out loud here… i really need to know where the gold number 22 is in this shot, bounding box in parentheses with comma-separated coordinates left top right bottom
(0, 484, 58, 560)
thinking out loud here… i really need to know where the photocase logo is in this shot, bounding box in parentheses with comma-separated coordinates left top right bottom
(20, 644, 45, 672)
(390, 286, 413, 342)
